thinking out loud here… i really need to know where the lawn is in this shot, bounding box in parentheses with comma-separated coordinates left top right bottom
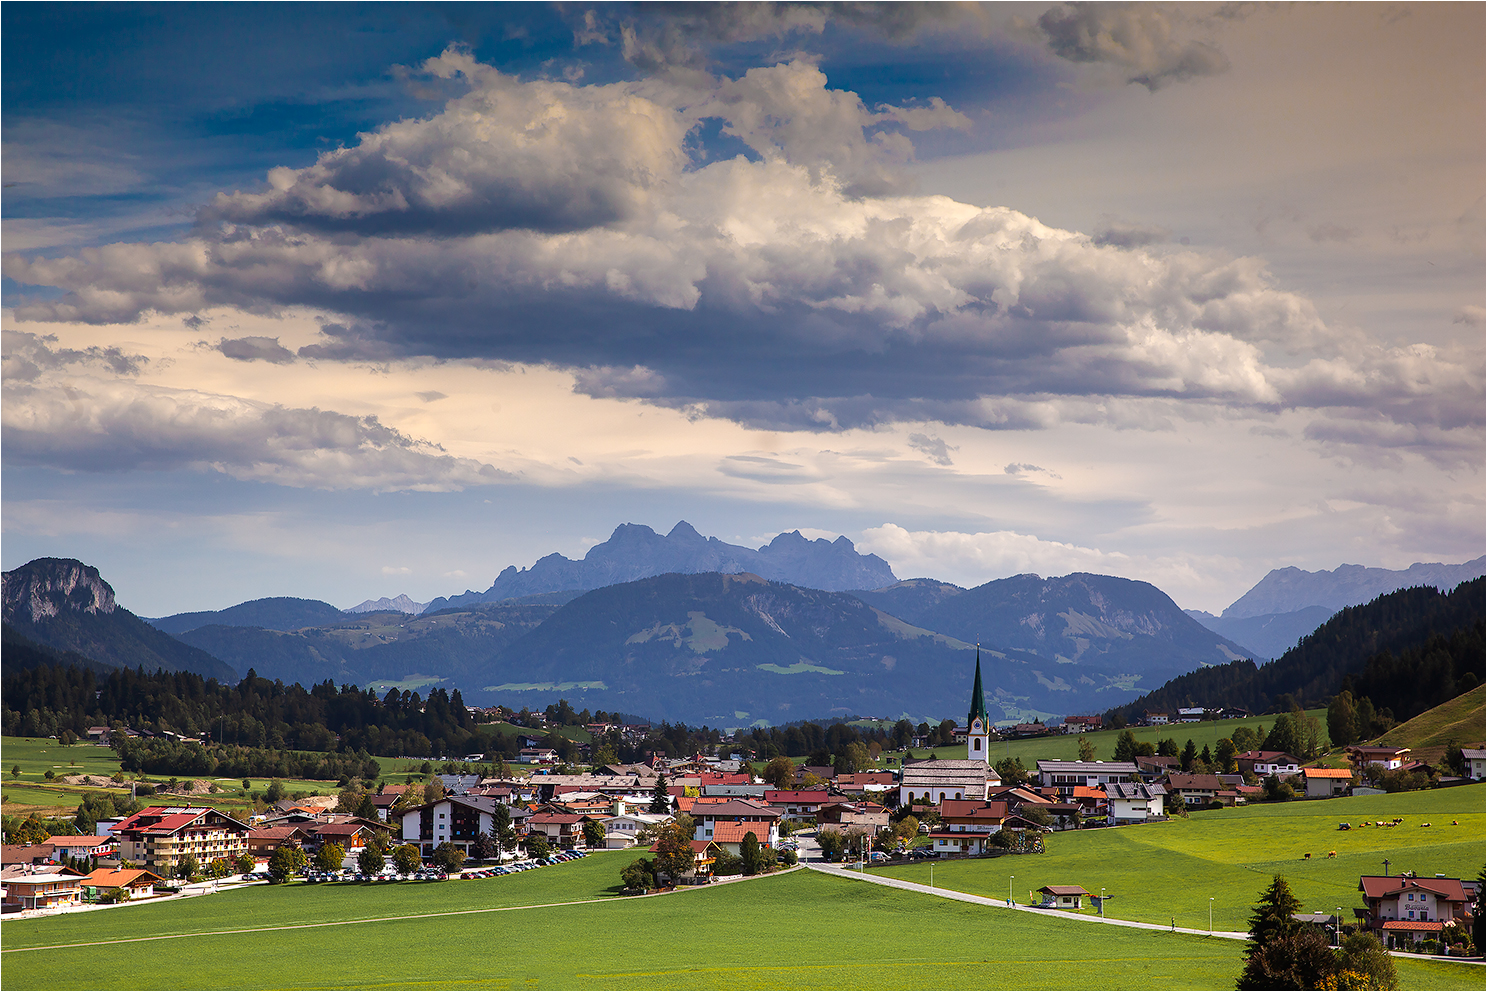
(871, 785, 1487, 935)
(2, 855, 1476, 990)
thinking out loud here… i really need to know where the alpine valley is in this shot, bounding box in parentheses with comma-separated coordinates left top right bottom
(3, 524, 1482, 726)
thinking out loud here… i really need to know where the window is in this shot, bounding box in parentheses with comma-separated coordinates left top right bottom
(974, 739, 982, 751)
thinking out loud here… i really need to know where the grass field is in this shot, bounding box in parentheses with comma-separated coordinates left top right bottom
(871, 785, 1486, 935)
(1, 852, 1476, 990)
(1372, 685, 1486, 754)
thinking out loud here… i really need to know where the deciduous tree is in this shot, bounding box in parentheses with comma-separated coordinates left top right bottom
(392, 843, 422, 875)
(582, 819, 606, 850)
(762, 756, 795, 790)
(315, 843, 345, 873)
(1077, 737, 1095, 762)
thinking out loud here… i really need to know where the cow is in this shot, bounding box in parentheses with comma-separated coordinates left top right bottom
(1303, 852, 1312, 860)
(1326, 851, 1337, 858)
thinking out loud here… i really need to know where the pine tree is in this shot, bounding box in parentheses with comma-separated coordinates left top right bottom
(649, 772, 670, 814)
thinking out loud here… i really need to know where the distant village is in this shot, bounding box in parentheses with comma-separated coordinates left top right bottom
(4, 661, 1482, 955)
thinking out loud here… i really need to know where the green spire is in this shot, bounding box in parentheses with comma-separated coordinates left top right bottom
(968, 645, 989, 730)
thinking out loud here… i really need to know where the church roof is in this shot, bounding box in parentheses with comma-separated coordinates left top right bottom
(968, 647, 989, 729)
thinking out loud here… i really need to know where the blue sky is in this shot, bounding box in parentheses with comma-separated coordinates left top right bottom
(3, 3, 1483, 616)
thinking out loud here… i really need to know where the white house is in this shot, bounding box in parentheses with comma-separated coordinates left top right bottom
(1037, 760, 1139, 792)
(1344, 746, 1411, 773)
(400, 796, 505, 858)
(1103, 782, 1165, 824)
(1303, 767, 1353, 798)
(1462, 748, 1485, 780)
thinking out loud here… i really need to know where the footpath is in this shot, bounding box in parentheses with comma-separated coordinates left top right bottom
(806, 862, 1485, 965)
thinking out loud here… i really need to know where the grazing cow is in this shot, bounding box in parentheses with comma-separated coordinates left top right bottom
(1420, 823, 1431, 828)
(1452, 820, 1459, 826)
(1327, 851, 1337, 858)
(1375, 821, 1385, 827)
(1303, 852, 1312, 860)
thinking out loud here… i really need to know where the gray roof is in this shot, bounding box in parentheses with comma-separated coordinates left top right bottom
(1038, 761, 1140, 775)
(1104, 782, 1165, 800)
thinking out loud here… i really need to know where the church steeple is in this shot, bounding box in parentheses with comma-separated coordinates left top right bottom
(968, 645, 989, 730)
(967, 645, 990, 761)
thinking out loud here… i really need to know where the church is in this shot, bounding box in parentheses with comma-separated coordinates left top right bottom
(897, 649, 1002, 806)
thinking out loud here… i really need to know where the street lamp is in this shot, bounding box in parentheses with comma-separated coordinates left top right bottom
(1335, 907, 1342, 947)
(1209, 896, 1214, 935)
(1100, 886, 1106, 919)
(1009, 874, 1015, 907)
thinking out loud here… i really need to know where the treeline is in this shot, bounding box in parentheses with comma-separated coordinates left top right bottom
(1105, 578, 1484, 725)
(112, 737, 382, 781)
(1, 663, 516, 760)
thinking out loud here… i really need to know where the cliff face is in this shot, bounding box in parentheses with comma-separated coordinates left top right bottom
(2, 557, 116, 625)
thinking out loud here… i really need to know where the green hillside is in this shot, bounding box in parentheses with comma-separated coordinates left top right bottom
(1369, 685, 1486, 753)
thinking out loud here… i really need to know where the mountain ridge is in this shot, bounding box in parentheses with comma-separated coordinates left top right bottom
(1221, 557, 1486, 618)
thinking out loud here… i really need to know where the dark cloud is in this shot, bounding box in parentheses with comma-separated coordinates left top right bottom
(1092, 218, 1170, 248)
(217, 335, 295, 364)
(416, 390, 449, 402)
(1038, 3, 1230, 91)
(298, 322, 406, 364)
(907, 432, 956, 465)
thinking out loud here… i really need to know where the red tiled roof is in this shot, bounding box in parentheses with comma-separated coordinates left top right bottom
(709, 821, 776, 843)
(43, 835, 112, 847)
(1303, 767, 1353, 778)
(83, 868, 163, 888)
(1359, 875, 1468, 901)
(1380, 920, 1444, 932)
(529, 812, 586, 825)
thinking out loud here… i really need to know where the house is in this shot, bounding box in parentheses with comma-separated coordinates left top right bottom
(1344, 746, 1411, 773)
(815, 802, 889, 834)
(1103, 782, 1165, 824)
(80, 867, 163, 901)
(1, 844, 56, 868)
(1036, 885, 1090, 909)
(1462, 748, 1486, 780)
(763, 790, 833, 822)
(0, 869, 84, 911)
(42, 835, 114, 860)
(1144, 711, 1171, 726)
(245, 825, 314, 859)
(1177, 708, 1205, 723)
(1061, 715, 1102, 734)
(111, 806, 251, 874)
(1235, 751, 1302, 777)
(519, 748, 559, 765)
(400, 796, 510, 858)
(304, 821, 371, 853)
(1036, 760, 1138, 793)
(1134, 755, 1180, 780)
(1164, 773, 1225, 807)
(927, 799, 1010, 855)
(647, 839, 718, 878)
(692, 799, 781, 853)
(1356, 874, 1472, 949)
(1303, 767, 1353, 798)
(834, 772, 897, 795)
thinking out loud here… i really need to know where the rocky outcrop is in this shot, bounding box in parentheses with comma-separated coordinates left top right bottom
(2, 557, 116, 625)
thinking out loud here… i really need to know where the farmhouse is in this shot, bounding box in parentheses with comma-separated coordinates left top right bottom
(1103, 782, 1165, 824)
(927, 799, 1010, 855)
(1345, 746, 1411, 772)
(1164, 773, 1224, 807)
(1235, 751, 1302, 777)
(693, 799, 781, 852)
(1463, 748, 1486, 780)
(1356, 874, 1473, 949)
(80, 867, 163, 900)
(1303, 767, 1353, 798)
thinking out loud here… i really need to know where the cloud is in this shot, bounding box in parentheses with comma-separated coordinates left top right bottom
(416, 390, 448, 402)
(4, 48, 1477, 451)
(1, 372, 511, 492)
(1092, 217, 1169, 248)
(1037, 3, 1231, 90)
(1, 329, 149, 382)
(907, 432, 956, 465)
(217, 335, 295, 363)
(1004, 462, 1061, 480)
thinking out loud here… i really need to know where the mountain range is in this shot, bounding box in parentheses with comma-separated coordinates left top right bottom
(419, 521, 897, 613)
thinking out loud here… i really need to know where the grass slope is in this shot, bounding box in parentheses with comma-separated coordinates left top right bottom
(872, 785, 1486, 935)
(1370, 685, 1486, 752)
(2, 853, 1475, 990)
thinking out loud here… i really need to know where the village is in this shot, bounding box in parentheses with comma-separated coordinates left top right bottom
(4, 658, 1483, 964)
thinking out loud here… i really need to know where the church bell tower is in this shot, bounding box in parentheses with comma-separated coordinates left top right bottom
(967, 646, 990, 762)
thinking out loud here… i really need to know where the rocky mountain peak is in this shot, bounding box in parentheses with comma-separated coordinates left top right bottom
(2, 557, 117, 625)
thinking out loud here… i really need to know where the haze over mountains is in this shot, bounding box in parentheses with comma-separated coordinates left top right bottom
(5, 523, 1483, 726)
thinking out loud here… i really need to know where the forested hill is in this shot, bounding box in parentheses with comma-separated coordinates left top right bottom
(1105, 578, 1484, 724)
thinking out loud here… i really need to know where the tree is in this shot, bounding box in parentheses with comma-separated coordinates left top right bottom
(1113, 730, 1141, 763)
(175, 855, 200, 880)
(526, 834, 551, 860)
(1077, 737, 1096, 762)
(358, 842, 385, 876)
(1216, 737, 1237, 773)
(652, 822, 695, 882)
(740, 831, 762, 875)
(234, 852, 254, 875)
(242, 778, 251, 791)
(1336, 932, 1397, 990)
(1243, 874, 1302, 957)
(422, 778, 445, 804)
(1239, 927, 1337, 990)
(493, 804, 516, 856)
(649, 773, 671, 814)
(432, 842, 464, 872)
(994, 757, 1028, 785)
(1019, 804, 1053, 827)
(263, 778, 286, 805)
(1327, 691, 1359, 748)
(817, 828, 845, 862)
(392, 843, 422, 875)
(1180, 739, 1198, 772)
(9, 765, 19, 778)
(268, 845, 301, 883)
(315, 843, 345, 873)
(1263, 775, 1295, 802)
(582, 819, 606, 850)
(892, 815, 920, 845)
(620, 858, 653, 892)
(1158, 738, 1180, 757)
(354, 792, 378, 821)
(1474, 866, 1486, 956)
(471, 831, 496, 862)
(762, 756, 796, 790)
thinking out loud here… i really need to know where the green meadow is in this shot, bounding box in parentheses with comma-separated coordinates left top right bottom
(872, 785, 1487, 934)
(2, 851, 1477, 990)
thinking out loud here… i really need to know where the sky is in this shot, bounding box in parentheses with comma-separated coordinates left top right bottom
(3, 2, 1483, 618)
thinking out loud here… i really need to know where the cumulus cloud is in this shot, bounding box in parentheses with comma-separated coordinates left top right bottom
(1038, 3, 1231, 90)
(2, 372, 510, 491)
(3, 48, 1477, 448)
(217, 335, 295, 363)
